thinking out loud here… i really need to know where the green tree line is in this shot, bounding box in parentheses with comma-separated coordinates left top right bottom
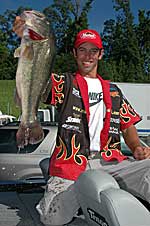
(0, 0, 149, 82)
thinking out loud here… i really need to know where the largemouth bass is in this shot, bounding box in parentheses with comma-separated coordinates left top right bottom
(14, 10, 55, 148)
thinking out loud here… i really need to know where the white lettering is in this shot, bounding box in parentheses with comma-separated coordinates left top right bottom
(81, 32, 96, 39)
(62, 124, 81, 133)
(109, 127, 119, 134)
(88, 209, 108, 226)
(66, 116, 81, 124)
(72, 88, 81, 98)
(110, 118, 120, 124)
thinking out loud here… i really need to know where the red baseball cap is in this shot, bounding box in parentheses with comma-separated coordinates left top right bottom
(74, 29, 103, 49)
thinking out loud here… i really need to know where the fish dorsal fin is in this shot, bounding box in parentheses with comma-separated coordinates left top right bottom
(14, 44, 34, 60)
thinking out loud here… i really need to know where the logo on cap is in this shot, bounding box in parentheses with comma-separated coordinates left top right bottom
(81, 32, 96, 40)
(74, 29, 103, 49)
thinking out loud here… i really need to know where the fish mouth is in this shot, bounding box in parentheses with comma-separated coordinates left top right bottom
(22, 10, 50, 40)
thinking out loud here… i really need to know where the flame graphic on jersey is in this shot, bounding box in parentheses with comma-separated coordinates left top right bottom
(52, 73, 64, 104)
(101, 137, 127, 162)
(120, 100, 136, 123)
(56, 135, 87, 165)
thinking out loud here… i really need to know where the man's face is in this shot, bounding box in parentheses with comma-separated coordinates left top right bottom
(73, 42, 102, 76)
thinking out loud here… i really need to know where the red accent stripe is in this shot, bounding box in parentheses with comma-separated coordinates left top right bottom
(97, 75, 112, 150)
(75, 72, 90, 122)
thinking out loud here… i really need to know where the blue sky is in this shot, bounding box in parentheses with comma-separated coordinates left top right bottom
(0, 0, 149, 32)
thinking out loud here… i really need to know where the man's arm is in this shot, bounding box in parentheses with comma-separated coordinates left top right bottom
(122, 124, 150, 160)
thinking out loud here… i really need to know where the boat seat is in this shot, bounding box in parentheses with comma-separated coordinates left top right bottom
(75, 169, 150, 226)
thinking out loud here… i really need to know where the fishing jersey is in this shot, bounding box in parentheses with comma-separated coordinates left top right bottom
(45, 72, 141, 180)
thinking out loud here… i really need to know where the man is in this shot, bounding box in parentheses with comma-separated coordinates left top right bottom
(13, 17, 150, 226)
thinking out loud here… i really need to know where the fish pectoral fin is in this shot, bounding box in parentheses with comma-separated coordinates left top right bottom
(22, 45, 34, 60)
(14, 47, 21, 58)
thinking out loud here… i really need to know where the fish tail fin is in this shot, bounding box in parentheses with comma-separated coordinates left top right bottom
(29, 121, 44, 145)
(16, 121, 44, 148)
(16, 123, 29, 148)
